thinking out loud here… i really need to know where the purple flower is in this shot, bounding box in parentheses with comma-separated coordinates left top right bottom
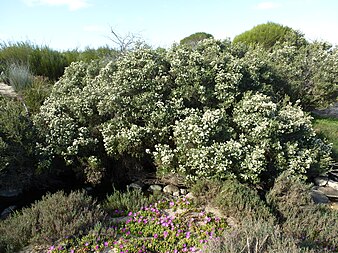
(154, 233, 158, 238)
(186, 231, 191, 238)
(163, 231, 169, 238)
(104, 241, 109, 247)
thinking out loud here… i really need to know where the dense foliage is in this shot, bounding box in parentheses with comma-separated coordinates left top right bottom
(34, 39, 333, 187)
(0, 191, 104, 253)
(233, 22, 307, 49)
(0, 96, 36, 184)
(180, 32, 214, 47)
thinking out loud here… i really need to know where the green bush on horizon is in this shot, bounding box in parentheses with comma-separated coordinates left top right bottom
(233, 22, 307, 49)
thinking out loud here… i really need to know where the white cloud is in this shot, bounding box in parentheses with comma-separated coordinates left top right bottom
(255, 2, 281, 10)
(22, 0, 91, 11)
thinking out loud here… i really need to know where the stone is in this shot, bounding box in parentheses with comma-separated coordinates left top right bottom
(328, 170, 338, 182)
(314, 176, 328, 187)
(0, 205, 16, 219)
(316, 186, 338, 200)
(163, 185, 180, 195)
(127, 182, 143, 191)
(173, 191, 180, 197)
(148, 184, 162, 192)
(0, 188, 22, 198)
(327, 180, 338, 191)
(185, 192, 195, 199)
(310, 190, 330, 204)
(180, 188, 187, 195)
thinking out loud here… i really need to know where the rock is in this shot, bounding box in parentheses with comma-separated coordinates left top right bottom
(186, 192, 195, 199)
(163, 185, 180, 195)
(316, 186, 338, 201)
(328, 170, 338, 182)
(0, 188, 23, 198)
(1, 205, 16, 219)
(127, 182, 143, 191)
(180, 188, 188, 195)
(314, 176, 328, 186)
(173, 191, 180, 197)
(310, 190, 330, 204)
(148, 184, 162, 192)
(327, 180, 338, 191)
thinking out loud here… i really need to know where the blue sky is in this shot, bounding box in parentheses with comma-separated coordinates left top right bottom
(1, 0, 338, 51)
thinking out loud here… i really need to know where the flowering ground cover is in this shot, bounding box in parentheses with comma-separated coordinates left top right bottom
(48, 197, 228, 253)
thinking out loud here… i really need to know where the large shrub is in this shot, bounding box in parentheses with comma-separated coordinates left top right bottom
(34, 39, 332, 187)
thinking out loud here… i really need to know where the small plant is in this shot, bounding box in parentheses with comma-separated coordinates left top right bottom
(7, 62, 33, 92)
(205, 218, 316, 253)
(0, 190, 105, 253)
(212, 178, 275, 223)
(104, 188, 164, 214)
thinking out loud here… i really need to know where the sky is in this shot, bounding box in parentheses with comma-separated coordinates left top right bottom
(1, 0, 338, 51)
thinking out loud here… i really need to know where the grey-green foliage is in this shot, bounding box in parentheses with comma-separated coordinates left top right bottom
(0, 190, 104, 253)
(0, 96, 36, 176)
(268, 42, 338, 110)
(266, 172, 338, 250)
(7, 62, 33, 92)
(34, 39, 332, 186)
(205, 218, 316, 253)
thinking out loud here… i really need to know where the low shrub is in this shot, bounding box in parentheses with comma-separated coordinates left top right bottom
(189, 178, 224, 205)
(212, 179, 275, 223)
(49, 197, 228, 253)
(21, 76, 53, 115)
(0, 95, 36, 178)
(267, 171, 338, 251)
(204, 218, 315, 253)
(104, 188, 164, 214)
(0, 190, 105, 253)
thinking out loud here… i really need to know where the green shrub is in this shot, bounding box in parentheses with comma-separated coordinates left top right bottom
(267, 172, 338, 251)
(104, 188, 164, 214)
(20, 76, 53, 115)
(205, 218, 316, 253)
(233, 22, 307, 49)
(267, 42, 338, 110)
(190, 178, 223, 205)
(180, 32, 214, 47)
(34, 40, 332, 188)
(0, 95, 36, 181)
(0, 41, 68, 81)
(0, 190, 104, 253)
(212, 179, 275, 223)
(313, 116, 338, 161)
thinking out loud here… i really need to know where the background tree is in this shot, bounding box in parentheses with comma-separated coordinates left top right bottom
(180, 32, 214, 47)
(233, 22, 307, 49)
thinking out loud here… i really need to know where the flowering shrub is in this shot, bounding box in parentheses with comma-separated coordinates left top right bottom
(34, 39, 333, 186)
(48, 197, 228, 253)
